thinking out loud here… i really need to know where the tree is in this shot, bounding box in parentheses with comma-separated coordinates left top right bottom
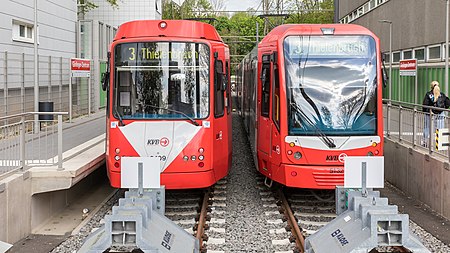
(160, 0, 334, 67)
(221, 12, 264, 66)
(284, 0, 334, 24)
(77, 0, 119, 17)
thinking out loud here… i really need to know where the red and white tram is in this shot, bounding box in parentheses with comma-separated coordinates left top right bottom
(236, 24, 384, 189)
(103, 20, 232, 189)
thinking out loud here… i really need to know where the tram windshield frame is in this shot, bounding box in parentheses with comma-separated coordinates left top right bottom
(113, 41, 210, 120)
(284, 35, 378, 136)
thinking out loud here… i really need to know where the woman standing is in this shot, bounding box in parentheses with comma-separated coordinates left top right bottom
(422, 81, 439, 146)
(422, 81, 450, 147)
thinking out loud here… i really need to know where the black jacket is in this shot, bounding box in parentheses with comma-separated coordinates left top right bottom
(432, 93, 450, 114)
(423, 90, 450, 113)
(422, 90, 435, 112)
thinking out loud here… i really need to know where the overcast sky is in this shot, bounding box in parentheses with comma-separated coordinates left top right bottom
(224, 0, 260, 12)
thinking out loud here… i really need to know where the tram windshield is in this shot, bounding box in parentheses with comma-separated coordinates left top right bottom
(113, 42, 210, 120)
(284, 35, 377, 136)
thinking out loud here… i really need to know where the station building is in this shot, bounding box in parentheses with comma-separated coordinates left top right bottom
(336, 0, 450, 104)
(0, 0, 162, 246)
(0, 0, 162, 118)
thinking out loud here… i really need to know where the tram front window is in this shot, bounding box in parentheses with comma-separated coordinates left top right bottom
(113, 42, 210, 119)
(284, 35, 378, 136)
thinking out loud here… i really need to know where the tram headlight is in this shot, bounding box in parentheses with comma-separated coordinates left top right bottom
(191, 155, 196, 161)
(287, 150, 293, 155)
(115, 148, 120, 154)
(293, 152, 302, 160)
(114, 155, 120, 161)
(183, 156, 189, 161)
(198, 148, 204, 153)
(367, 151, 374, 156)
(159, 21, 167, 29)
(198, 155, 204, 161)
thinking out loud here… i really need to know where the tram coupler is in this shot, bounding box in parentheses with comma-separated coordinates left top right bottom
(304, 187, 431, 253)
(264, 176, 273, 188)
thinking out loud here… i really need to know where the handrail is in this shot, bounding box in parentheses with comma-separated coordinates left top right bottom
(382, 99, 450, 112)
(0, 111, 69, 177)
(383, 101, 450, 161)
(0, 111, 68, 121)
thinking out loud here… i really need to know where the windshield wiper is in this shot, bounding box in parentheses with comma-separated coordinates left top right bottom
(147, 104, 200, 126)
(114, 107, 125, 126)
(291, 103, 336, 148)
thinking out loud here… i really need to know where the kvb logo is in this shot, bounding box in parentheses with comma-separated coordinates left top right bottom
(160, 137, 169, 147)
(338, 153, 347, 163)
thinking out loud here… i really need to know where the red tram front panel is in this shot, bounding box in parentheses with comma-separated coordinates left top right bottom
(105, 20, 231, 189)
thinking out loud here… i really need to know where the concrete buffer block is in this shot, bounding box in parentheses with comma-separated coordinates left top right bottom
(305, 188, 431, 253)
(78, 187, 199, 253)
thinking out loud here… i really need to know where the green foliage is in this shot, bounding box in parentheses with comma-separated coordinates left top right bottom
(78, 0, 119, 15)
(284, 0, 334, 24)
(161, 0, 334, 66)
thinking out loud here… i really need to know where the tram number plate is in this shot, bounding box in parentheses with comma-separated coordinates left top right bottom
(330, 168, 344, 173)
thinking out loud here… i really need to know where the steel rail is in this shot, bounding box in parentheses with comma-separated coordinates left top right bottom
(196, 188, 211, 253)
(278, 189, 305, 253)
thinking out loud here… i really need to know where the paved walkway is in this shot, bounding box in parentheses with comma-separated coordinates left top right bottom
(0, 111, 106, 178)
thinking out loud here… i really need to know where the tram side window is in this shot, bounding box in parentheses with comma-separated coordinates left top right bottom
(261, 56, 271, 117)
(214, 59, 225, 117)
(272, 64, 280, 130)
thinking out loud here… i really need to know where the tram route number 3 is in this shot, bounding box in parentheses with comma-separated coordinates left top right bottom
(161, 230, 174, 250)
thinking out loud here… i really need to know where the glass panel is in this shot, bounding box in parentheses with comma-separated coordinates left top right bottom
(261, 61, 271, 117)
(214, 60, 224, 117)
(284, 35, 377, 136)
(19, 25, 25, 37)
(393, 52, 400, 62)
(114, 42, 210, 119)
(403, 50, 412, 59)
(26, 26, 32, 38)
(429, 46, 441, 59)
(414, 48, 425, 60)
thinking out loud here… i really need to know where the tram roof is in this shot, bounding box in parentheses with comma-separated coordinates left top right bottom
(114, 20, 223, 42)
(260, 24, 377, 44)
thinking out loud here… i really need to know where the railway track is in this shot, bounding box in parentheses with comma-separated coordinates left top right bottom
(163, 178, 228, 253)
(264, 182, 413, 253)
(261, 183, 336, 253)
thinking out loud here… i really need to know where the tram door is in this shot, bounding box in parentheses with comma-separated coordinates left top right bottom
(257, 54, 272, 168)
(213, 50, 228, 177)
(270, 53, 282, 167)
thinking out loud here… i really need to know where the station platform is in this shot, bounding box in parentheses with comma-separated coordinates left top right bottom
(0, 111, 112, 247)
(2, 108, 450, 251)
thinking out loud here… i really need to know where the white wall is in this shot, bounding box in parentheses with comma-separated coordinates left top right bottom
(0, 0, 77, 58)
(85, 0, 162, 28)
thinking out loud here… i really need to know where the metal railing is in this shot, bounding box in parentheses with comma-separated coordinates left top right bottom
(383, 99, 450, 160)
(0, 111, 68, 177)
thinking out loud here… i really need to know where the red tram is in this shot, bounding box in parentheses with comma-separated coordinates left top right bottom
(236, 24, 384, 189)
(103, 20, 232, 189)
